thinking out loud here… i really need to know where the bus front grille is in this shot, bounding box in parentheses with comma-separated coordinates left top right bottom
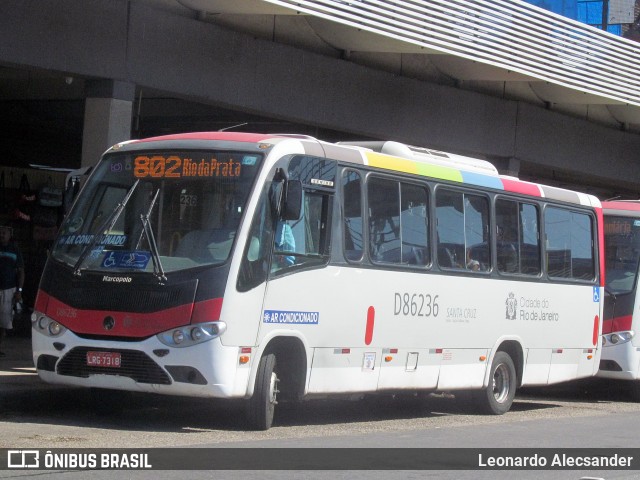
(56, 347, 172, 385)
(65, 282, 196, 313)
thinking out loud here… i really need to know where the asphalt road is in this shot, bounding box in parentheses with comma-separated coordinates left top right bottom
(2, 335, 640, 480)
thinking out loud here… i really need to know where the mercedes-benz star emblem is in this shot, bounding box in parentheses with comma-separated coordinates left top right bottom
(103, 316, 115, 331)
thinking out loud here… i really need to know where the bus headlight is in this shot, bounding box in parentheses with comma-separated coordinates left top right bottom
(620, 331, 634, 342)
(157, 321, 227, 348)
(190, 327, 204, 341)
(32, 313, 67, 338)
(603, 331, 634, 346)
(48, 322, 62, 336)
(173, 330, 185, 344)
(38, 316, 48, 330)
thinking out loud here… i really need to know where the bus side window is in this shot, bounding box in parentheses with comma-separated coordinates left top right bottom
(342, 170, 363, 262)
(271, 190, 332, 273)
(367, 177, 429, 266)
(436, 190, 464, 269)
(496, 198, 541, 275)
(464, 195, 490, 271)
(400, 183, 429, 266)
(436, 189, 489, 272)
(520, 203, 541, 275)
(544, 207, 595, 281)
(496, 199, 519, 273)
(237, 187, 273, 292)
(368, 177, 400, 263)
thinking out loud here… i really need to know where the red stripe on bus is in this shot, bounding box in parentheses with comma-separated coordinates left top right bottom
(602, 201, 640, 212)
(593, 315, 600, 346)
(365, 306, 375, 345)
(46, 298, 192, 337)
(595, 206, 605, 286)
(602, 315, 632, 334)
(191, 297, 223, 323)
(34, 289, 50, 313)
(42, 295, 223, 338)
(500, 178, 542, 197)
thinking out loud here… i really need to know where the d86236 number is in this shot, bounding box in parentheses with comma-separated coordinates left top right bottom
(394, 293, 439, 318)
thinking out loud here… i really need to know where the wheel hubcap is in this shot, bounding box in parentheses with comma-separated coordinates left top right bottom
(268, 372, 279, 404)
(492, 363, 510, 404)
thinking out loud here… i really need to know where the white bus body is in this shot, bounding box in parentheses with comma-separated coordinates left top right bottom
(32, 132, 604, 429)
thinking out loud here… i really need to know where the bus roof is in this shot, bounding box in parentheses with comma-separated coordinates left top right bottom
(130, 131, 297, 144)
(602, 200, 640, 213)
(112, 132, 599, 208)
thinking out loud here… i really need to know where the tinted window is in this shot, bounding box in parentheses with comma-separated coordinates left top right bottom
(604, 216, 640, 295)
(436, 189, 490, 272)
(272, 191, 331, 272)
(54, 150, 263, 273)
(545, 207, 595, 280)
(496, 199, 541, 275)
(401, 183, 429, 266)
(343, 170, 363, 261)
(368, 177, 429, 266)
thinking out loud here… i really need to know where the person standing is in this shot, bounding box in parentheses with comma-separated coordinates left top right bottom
(0, 225, 24, 356)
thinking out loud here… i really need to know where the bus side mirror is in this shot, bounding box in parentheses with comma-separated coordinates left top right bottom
(282, 180, 302, 221)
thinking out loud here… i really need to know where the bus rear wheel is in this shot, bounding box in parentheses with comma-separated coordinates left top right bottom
(247, 353, 279, 430)
(476, 351, 516, 415)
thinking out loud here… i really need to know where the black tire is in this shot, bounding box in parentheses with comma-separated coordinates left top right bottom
(247, 353, 279, 430)
(476, 351, 516, 415)
(630, 380, 640, 402)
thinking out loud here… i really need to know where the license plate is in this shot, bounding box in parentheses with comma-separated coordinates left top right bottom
(86, 351, 121, 368)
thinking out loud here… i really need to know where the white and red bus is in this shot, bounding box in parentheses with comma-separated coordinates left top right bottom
(32, 132, 603, 429)
(598, 200, 640, 399)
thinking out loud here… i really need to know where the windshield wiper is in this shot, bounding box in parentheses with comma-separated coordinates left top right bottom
(72, 179, 140, 276)
(139, 188, 166, 284)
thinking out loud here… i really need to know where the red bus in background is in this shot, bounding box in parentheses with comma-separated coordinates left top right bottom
(599, 200, 640, 400)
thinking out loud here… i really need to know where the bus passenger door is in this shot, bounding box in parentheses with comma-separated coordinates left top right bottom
(257, 156, 336, 347)
(233, 184, 275, 348)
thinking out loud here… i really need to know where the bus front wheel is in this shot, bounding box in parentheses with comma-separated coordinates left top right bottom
(477, 351, 516, 415)
(247, 353, 279, 430)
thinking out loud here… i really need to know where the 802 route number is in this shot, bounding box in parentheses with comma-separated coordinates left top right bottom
(394, 293, 439, 318)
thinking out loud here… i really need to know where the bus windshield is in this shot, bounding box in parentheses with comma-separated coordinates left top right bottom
(52, 150, 263, 274)
(604, 215, 640, 295)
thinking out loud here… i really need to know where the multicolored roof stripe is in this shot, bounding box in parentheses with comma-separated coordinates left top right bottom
(365, 151, 464, 184)
(121, 131, 597, 207)
(359, 149, 596, 207)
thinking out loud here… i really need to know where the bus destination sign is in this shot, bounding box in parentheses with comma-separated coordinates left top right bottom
(133, 155, 243, 178)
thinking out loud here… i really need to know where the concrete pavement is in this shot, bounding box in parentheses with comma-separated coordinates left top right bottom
(0, 332, 51, 396)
